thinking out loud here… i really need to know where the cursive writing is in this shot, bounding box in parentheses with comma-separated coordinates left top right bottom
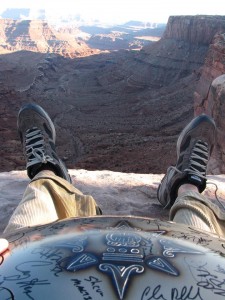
(32, 247, 64, 276)
(3, 261, 52, 282)
(141, 285, 203, 300)
(85, 276, 104, 296)
(17, 278, 50, 300)
(197, 266, 225, 296)
(71, 279, 92, 300)
(171, 232, 212, 247)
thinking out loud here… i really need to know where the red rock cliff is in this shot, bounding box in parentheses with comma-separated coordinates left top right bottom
(0, 19, 97, 57)
(188, 17, 225, 173)
(163, 15, 225, 45)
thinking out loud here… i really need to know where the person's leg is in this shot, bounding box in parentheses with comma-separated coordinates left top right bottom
(4, 103, 100, 234)
(170, 184, 225, 236)
(4, 170, 100, 233)
(172, 184, 211, 231)
(157, 114, 225, 237)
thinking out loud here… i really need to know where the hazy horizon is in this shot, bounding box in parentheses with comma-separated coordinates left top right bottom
(0, 0, 225, 25)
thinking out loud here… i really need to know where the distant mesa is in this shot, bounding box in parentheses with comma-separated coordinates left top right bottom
(124, 20, 166, 29)
(0, 15, 166, 55)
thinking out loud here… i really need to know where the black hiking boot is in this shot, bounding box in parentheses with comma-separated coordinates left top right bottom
(157, 114, 216, 208)
(18, 103, 72, 183)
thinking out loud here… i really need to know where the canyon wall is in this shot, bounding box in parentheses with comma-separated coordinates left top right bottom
(1, 16, 225, 174)
(163, 15, 225, 44)
(186, 17, 225, 173)
(0, 19, 97, 57)
(144, 15, 225, 174)
(135, 16, 222, 89)
(202, 75, 225, 173)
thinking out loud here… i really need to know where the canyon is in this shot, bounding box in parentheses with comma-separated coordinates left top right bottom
(0, 15, 225, 174)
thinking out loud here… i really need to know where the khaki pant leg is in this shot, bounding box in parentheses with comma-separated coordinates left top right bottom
(170, 190, 225, 237)
(4, 170, 100, 234)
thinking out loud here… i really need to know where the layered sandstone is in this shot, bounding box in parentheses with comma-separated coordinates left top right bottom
(163, 15, 225, 44)
(204, 75, 225, 173)
(194, 33, 225, 115)
(188, 17, 225, 173)
(0, 19, 98, 58)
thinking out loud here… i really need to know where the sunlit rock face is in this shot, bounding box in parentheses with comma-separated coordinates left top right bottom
(0, 19, 97, 58)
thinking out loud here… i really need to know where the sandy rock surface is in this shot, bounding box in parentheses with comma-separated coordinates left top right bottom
(1, 169, 225, 234)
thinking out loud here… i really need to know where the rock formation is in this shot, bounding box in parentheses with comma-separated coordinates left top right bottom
(203, 75, 225, 173)
(189, 17, 225, 173)
(163, 15, 225, 44)
(0, 19, 98, 58)
(194, 32, 225, 115)
(0, 15, 225, 174)
(85, 25, 164, 50)
(0, 19, 165, 55)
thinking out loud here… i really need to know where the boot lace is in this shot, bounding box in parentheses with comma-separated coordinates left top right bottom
(170, 140, 208, 179)
(25, 127, 54, 166)
(184, 140, 209, 178)
(162, 140, 209, 209)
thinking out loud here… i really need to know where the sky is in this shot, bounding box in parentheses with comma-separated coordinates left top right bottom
(0, 0, 225, 24)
